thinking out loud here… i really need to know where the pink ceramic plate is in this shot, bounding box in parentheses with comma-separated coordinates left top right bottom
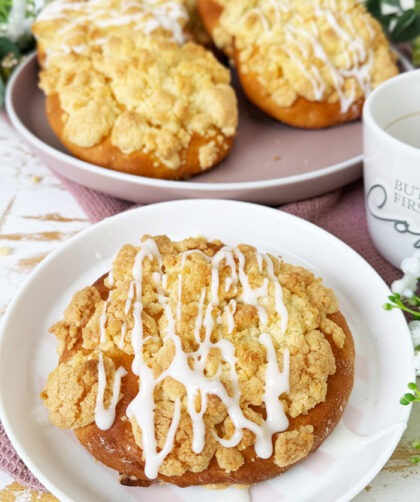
(5, 53, 412, 204)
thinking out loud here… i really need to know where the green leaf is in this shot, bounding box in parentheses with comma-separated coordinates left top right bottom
(0, 37, 20, 59)
(400, 393, 416, 405)
(365, 0, 383, 19)
(25, 0, 37, 18)
(407, 295, 420, 307)
(366, 2, 392, 33)
(0, 0, 13, 25)
(366, 0, 420, 56)
(386, 0, 403, 9)
(15, 32, 35, 52)
(407, 382, 419, 391)
(411, 455, 420, 465)
(391, 10, 420, 42)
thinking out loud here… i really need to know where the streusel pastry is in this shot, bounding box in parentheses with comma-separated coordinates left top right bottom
(197, 0, 399, 128)
(32, 0, 238, 179)
(42, 235, 354, 487)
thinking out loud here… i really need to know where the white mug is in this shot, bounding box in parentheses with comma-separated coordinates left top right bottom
(363, 69, 420, 269)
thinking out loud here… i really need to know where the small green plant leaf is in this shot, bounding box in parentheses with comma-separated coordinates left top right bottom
(400, 393, 416, 405)
(391, 10, 420, 42)
(411, 455, 420, 465)
(0, 0, 13, 25)
(0, 36, 20, 59)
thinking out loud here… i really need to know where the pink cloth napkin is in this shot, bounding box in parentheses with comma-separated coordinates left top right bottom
(0, 427, 45, 491)
(57, 174, 399, 284)
(0, 176, 400, 491)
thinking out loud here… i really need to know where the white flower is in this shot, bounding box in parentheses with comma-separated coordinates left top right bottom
(392, 254, 420, 377)
(391, 253, 420, 376)
(391, 276, 418, 299)
(392, 279, 411, 298)
(381, 0, 415, 15)
(392, 253, 420, 300)
(3, 0, 32, 42)
(401, 256, 420, 277)
(0, 0, 49, 42)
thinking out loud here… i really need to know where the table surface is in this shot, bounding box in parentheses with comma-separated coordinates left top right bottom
(0, 112, 419, 501)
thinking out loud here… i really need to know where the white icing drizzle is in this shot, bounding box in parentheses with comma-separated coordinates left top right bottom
(225, 299, 237, 334)
(260, 254, 288, 334)
(96, 238, 290, 479)
(273, 0, 292, 13)
(35, 0, 188, 63)
(125, 281, 135, 315)
(141, 1, 186, 44)
(118, 321, 127, 349)
(268, 0, 281, 23)
(282, 43, 326, 102)
(95, 352, 128, 430)
(233, 247, 270, 326)
(152, 271, 161, 285)
(249, 0, 378, 112)
(194, 288, 206, 344)
(249, 7, 270, 32)
(259, 334, 290, 436)
(256, 253, 264, 273)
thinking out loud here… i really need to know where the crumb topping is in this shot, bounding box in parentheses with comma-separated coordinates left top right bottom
(33, 0, 237, 170)
(34, 0, 190, 51)
(274, 425, 314, 467)
(211, 0, 398, 110)
(42, 235, 346, 477)
(41, 352, 117, 429)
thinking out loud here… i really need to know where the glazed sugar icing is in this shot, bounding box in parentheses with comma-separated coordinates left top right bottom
(94, 238, 290, 479)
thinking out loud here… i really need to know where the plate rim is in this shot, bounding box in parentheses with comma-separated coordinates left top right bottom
(0, 199, 415, 502)
(5, 53, 362, 192)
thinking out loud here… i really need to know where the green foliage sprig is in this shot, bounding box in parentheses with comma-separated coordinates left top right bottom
(400, 383, 420, 465)
(400, 382, 420, 405)
(385, 254, 420, 466)
(384, 292, 420, 319)
(411, 440, 420, 465)
(0, 0, 13, 25)
(0, 36, 27, 105)
(0, 0, 42, 105)
(366, 0, 420, 65)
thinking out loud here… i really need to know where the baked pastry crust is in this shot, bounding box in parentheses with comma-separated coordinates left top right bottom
(32, 0, 238, 179)
(197, 0, 399, 128)
(45, 91, 234, 180)
(42, 235, 355, 487)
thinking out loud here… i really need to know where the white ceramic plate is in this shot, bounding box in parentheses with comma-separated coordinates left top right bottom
(4, 53, 412, 205)
(0, 200, 415, 502)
